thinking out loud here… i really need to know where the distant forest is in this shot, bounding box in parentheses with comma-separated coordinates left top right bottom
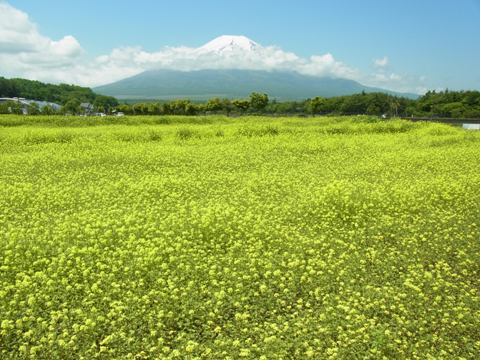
(0, 77, 97, 104)
(1, 76, 480, 118)
(0, 77, 118, 114)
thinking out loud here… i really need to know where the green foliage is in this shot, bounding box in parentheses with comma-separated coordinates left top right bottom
(26, 102, 40, 115)
(232, 99, 250, 112)
(249, 92, 269, 111)
(93, 95, 118, 113)
(305, 96, 326, 114)
(41, 105, 57, 116)
(175, 100, 198, 115)
(0, 77, 18, 97)
(0, 101, 22, 115)
(302, 93, 411, 116)
(2, 76, 480, 119)
(3, 101, 24, 115)
(0, 77, 96, 105)
(414, 90, 480, 118)
(61, 98, 81, 115)
(176, 127, 198, 140)
(0, 115, 479, 359)
(205, 97, 224, 112)
(236, 124, 280, 137)
(115, 91, 480, 118)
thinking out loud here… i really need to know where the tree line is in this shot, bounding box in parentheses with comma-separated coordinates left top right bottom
(113, 91, 480, 118)
(1, 76, 480, 118)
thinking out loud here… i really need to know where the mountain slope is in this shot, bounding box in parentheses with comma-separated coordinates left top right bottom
(94, 69, 417, 100)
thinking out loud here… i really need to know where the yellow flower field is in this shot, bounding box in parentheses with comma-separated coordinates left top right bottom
(0, 115, 479, 359)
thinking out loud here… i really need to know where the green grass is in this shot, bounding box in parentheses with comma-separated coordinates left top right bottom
(0, 115, 479, 359)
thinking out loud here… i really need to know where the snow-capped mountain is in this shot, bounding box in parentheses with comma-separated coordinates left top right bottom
(197, 35, 260, 54)
(94, 35, 418, 100)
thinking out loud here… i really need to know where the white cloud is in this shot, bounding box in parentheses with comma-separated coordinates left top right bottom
(299, 53, 360, 79)
(362, 70, 430, 94)
(87, 42, 359, 84)
(365, 56, 427, 93)
(0, 2, 82, 58)
(0, 2, 360, 87)
(372, 72, 402, 82)
(374, 56, 389, 68)
(0, 2, 422, 94)
(0, 2, 41, 53)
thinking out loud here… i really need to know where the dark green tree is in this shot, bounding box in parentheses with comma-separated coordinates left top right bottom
(41, 105, 57, 115)
(306, 97, 326, 114)
(62, 99, 81, 115)
(93, 95, 118, 114)
(249, 92, 269, 112)
(27, 102, 40, 115)
(232, 99, 250, 112)
(205, 98, 223, 113)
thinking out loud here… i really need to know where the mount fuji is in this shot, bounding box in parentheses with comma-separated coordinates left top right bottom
(196, 35, 260, 54)
(94, 35, 418, 100)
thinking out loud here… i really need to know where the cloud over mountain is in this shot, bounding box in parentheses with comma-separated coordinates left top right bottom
(0, 2, 423, 93)
(91, 35, 358, 84)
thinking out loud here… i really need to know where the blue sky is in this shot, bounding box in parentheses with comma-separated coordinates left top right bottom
(2, 0, 480, 92)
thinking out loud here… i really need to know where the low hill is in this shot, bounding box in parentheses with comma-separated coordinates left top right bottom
(0, 77, 97, 104)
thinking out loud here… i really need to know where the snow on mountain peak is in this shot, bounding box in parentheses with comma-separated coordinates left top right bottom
(198, 35, 261, 53)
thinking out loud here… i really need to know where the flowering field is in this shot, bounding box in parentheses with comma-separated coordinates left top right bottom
(0, 115, 479, 359)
